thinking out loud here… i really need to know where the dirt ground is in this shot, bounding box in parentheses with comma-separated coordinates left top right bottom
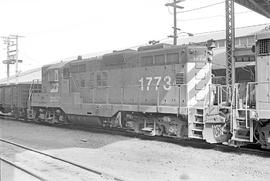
(0, 119, 269, 181)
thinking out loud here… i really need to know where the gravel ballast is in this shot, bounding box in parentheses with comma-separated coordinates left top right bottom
(0, 119, 269, 181)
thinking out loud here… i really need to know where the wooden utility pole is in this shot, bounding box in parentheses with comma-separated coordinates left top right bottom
(1, 35, 24, 84)
(165, 0, 185, 45)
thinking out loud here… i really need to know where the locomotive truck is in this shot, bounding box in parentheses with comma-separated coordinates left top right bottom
(1, 27, 270, 149)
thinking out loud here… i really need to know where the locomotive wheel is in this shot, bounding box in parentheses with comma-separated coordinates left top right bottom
(256, 122, 270, 149)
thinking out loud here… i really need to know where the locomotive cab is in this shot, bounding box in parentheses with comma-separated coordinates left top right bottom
(41, 61, 69, 94)
(29, 61, 69, 123)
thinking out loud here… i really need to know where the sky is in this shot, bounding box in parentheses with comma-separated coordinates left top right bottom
(0, 0, 269, 79)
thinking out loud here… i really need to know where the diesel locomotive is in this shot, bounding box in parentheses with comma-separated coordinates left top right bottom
(29, 42, 213, 139)
(1, 28, 270, 149)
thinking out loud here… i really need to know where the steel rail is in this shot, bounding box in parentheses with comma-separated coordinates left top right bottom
(0, 138, 126, 181)
(0, 156, 48, 181)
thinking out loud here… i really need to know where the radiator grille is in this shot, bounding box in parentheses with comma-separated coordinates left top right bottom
(258, 39, 270, 55)
(176, 72, 185, 85)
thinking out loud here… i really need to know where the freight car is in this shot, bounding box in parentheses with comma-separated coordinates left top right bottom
(0, 82, 41, 119)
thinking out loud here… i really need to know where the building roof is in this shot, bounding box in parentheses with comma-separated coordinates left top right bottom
(212, 47, 255, 69)
(178, 24, 270, 70)
(179, 23, 270, 45)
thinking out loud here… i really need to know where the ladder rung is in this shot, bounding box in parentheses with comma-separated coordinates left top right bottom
(196, 108, 204, 110)
(234, 128, 249, 131)
(190, 135, 203, 139)
(192, 128, 203, 132)
(237, 109, 250, 111)
(235, 135, 250, 139)
(205, 121, 225, 124)
(236, 117, 247, 121)
(232, 137, 250, 142)
(193, 121, 204, 124)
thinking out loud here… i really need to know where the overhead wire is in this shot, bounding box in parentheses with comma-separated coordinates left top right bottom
(166, 0, 252, 22)
(166, 0, 225, 15)
(180, 11, 252, 22)
(178, 1, 224, 14)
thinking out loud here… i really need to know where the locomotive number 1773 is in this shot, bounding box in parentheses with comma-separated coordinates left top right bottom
(138, 75, 172, 91)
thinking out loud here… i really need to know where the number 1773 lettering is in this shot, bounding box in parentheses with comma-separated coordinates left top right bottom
(138, 75, 172, 91)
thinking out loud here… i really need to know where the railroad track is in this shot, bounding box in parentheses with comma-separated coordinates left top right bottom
(0, 138, 126, 181)
(66, 124, 270, 158)
(1, 115, 270, 157)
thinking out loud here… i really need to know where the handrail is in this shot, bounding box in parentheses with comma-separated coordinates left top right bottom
(245, 84, 249, 128)
(27, 79, 40, 109)
(231, 81, 270, 129)
(247, 81, 270, 85)
(27, 81, 34, 109)
(157, 85, 160, 111)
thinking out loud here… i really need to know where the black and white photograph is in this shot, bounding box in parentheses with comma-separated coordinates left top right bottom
(0, 0, 270, 180)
